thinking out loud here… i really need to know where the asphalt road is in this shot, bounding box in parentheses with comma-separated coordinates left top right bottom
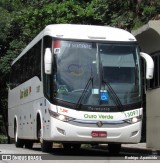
(0, 144, 159, 163)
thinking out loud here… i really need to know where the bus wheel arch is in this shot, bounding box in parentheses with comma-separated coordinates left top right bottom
(36, 112, 52, 152)
(14, 117, 24, 148)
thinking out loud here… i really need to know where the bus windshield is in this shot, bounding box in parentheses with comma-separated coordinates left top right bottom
(51, 40, 141, 111)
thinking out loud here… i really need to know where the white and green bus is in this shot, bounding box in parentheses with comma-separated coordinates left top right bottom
(8, 24, 154, 154)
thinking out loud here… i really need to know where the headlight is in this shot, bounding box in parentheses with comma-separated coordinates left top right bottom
(48, 109, 75, 122)
(125, 115, 142, 124)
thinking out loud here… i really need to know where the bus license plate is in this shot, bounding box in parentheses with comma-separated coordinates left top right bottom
(91, 131, 107, 138)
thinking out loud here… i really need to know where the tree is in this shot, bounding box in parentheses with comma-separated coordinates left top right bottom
(0, 0, 24, 139)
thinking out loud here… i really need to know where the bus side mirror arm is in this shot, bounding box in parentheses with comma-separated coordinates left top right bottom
(140, 52, 154, 79)
(44, 48, 53, 75)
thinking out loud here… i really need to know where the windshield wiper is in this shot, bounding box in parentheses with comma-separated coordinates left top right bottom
(75, 76, 93, 110)
(102, 78, 123, 111)
(100, 61, 123, 111)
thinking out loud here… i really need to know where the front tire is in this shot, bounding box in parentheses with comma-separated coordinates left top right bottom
(108, 143, 121, 155)
(63, 143, 81, 150)
(41, 140, 53, 152)
(14, 121, 24, 148)
(25, 140, 33, 149)
(37, 117, 52, 152)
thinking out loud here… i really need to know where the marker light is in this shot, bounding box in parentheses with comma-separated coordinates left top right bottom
(48, 109, 75, 122)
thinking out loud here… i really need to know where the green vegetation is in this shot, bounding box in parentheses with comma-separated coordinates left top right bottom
(0, 135, 8, 144)
(0, 0, 160, 142)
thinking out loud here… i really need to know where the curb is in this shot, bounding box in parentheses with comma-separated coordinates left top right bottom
(121, 146, 160, 155)
(96, 144, 160, 155)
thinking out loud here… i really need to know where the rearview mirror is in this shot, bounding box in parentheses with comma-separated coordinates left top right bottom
(140, 52, 154, 79)
(44, 48, 52, 75)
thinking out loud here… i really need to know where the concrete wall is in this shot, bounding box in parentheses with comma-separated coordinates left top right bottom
(132, 20, 160, 54)
(132, 20, 160, 150)
(146, 89, 160, 149)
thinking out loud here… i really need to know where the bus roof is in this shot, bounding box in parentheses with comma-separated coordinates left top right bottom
(12, 24, 136, 65)
(45, 24, 136, 41)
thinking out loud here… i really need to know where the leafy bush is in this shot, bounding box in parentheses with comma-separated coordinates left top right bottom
(0, 135, 8, 144)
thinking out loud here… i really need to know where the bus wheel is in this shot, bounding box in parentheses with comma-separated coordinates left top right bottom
(37, 123, 52, 152)
(14, 122, 24, 148)
(25, 140, 33, 149)
(63, 143, 81, 150)
(108, 143, 121, 155)
(41, 140, 53, 152)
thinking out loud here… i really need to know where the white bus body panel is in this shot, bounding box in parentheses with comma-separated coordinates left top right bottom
(46, 104, 142, 143)
(50, 118, 141, 143)
(8, 77, 44, 139)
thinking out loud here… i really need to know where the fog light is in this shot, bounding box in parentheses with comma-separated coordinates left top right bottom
(131, 131, 138, 137)
(57, 127, 66, 135)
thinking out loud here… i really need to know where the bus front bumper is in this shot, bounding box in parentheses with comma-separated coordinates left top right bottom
(48, 118, 141, 144)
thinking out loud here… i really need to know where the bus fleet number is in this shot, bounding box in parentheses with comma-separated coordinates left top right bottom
(125, 110, 139, 118)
